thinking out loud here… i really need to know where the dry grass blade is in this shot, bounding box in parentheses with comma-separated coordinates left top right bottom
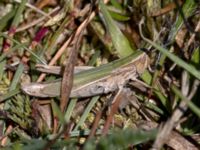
(60, 39, 77, 112)
(60, 10, 93, 112)
(36, 8, 96, 82)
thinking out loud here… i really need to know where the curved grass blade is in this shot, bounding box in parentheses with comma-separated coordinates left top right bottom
(141, 32, 200, 80)
(0, 33, 46, 64)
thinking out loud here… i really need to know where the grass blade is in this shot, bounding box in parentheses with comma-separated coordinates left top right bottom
(11, 0, 27, 28)
(0, 88, 20, 102)
(73, 96, 99, 131)
(84, 129, 157, 149)
(141, 35, 200, 80)
(0, 32, 46, 64)
(9, 63, 24, 91)
(64, 98, 78, 123)
(51, 100, 65, 124)
(171, 84, 200, 118)
(99, 0, 134, 57)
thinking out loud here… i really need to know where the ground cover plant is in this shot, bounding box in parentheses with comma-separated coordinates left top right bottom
(0, 0, 200, 149)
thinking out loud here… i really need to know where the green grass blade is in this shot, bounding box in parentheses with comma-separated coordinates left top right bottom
(73, 96, 99, 131)
(168, 0, 196, 43)
(99, 0, 134, 57)
(64, 98, 78, 123)
(11, 0, 27, 28)
(0, 43, 27, 62)
(0, 32, 46, 64)
(51, 100, 65, 124)
(108, 10, 130, 21)
(0, 8, 16, 31)
(191, 47, 200, 68)
(9, 63, 24, 91)
(141, 70, 170, 113)
(171, 84, 200, 118)
(0, 88, 20, 102)
(110, 0, 123, 10)
(0, 60, 6, 80)
(142, 37, 200, 80)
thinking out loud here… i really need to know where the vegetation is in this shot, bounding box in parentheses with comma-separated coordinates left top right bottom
(0, 0, 199, 149)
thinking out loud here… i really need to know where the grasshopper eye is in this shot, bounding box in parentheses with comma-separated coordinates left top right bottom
(90, 85, 104, 95)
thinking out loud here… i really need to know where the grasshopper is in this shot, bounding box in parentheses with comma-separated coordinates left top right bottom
(21, 50, 149, 98)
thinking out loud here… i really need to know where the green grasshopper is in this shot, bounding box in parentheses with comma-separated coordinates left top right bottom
(21, 50, 149, 98)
